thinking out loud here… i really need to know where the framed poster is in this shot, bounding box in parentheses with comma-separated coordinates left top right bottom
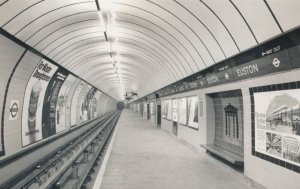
(137, 103, 140, 115)
(150, 102, 154, 115)
(167, 100, 172, 120)
(42, 67, 68, 139)
(70, 81, 85, 126)
(55, 74, 76, 132)
(92, 90, 101, 118)
(79, 85, 97, 123)
(172, 99, 178, 122)
(251, 82, 300, 173)
(21, 59, 58, 146)
(162, 100, 167, 119)
(187, 96, 199, 129)
(178, 98, 187, 125)
(143, 103, 147, 117)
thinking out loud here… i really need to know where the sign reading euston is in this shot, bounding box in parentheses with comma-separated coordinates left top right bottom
(233, 64, 259, 78)
(236, 64, 259, 77)
(138, 28, 300, 99)
(232, 49, 291, 79)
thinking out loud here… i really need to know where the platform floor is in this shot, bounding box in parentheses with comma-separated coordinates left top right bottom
(99, 110, 264, 189)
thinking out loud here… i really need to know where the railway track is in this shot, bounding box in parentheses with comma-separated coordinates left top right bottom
(0, 111, 121, 189)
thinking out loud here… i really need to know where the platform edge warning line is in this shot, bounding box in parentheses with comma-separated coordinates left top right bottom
(92, 111, 123, 189)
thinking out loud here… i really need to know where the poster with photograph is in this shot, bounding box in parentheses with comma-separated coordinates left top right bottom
(42, 68, 68, 139)
(178, 98, 187, 125)
(187, 96, 198, 129)
(91, 90, 101, 118)
(22, 59, 58, 146)
(150, 102, 154, 115)
(85, 87, 98, 120)
(70, 81, 85, 126)
(143, 103, 147, 118)
(254, 89, 300, 165)
(78, 85, 92, 123)
(0, 127, 2, 155)
(167, 100, 172, 120)
(172, 99, 178, 122)
(55, 74, 76, 133)
(162, 100, 167, 119)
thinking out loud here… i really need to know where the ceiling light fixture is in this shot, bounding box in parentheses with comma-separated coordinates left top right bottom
(97, 0, 124, 99)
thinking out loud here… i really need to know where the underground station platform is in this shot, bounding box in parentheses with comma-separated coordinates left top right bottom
(1, 0, 300, 189)
(96, 110, 264, 189)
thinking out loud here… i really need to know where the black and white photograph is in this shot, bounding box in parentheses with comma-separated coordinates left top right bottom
(266, 132, 282, 157)
(55, 74, 76, 132)
(254, 89, 300, 165)
(178, 97, 187, 125)
(70, 81, 85, 126)
(150, 102, 154, 115)
(187, 96, 198, 129)
(162, 100, 167, 119)
(167, 99, 172, 120)
(143, 103, 147, 118)
(79, 85, 92, 123)
(42, 68, 68, 139)
(172, 99, 178, 122)
(1, 1, 300, 189)
(222, 97, 243, 145)
(91, 91, 101, 119)
(0, 117, 2, 154)
(283, 136, 300, 164)
(254, 89, 300, 136)
(137, 103, 140, 115)
(78, 86, 97, 122)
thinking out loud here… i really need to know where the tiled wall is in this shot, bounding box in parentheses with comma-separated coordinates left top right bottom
(209, 90, 244, 156)
(132, 69, 300, 189)
(250, 82, 300, 173)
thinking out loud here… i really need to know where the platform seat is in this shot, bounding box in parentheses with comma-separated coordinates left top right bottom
(201, 144, 244, 166)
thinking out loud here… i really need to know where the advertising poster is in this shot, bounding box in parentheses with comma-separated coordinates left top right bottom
(70, 81, 85, 126)
(254, 89, 300, 166)
(96, 91, 104, 116)
(78, 85, 92, 123)
(211, 91, 243, 149)
(143, 103, 147, 118)
(172, 99, 178, 122)
(187, 96, 199, 129)
(162, 100, 167, 119)
(87, 88, 98, 120)
(92, 90, 101, 118)
(0, 128, 2, 155)
(42, 68, 68, 139)
(178, 98, 187, 125)
(22, 59, 58, 146)
(150, 102, 154, 115)
(55, 74, 76, 133)
(167, 100, 172, 120)
(81, 86, 97, 122)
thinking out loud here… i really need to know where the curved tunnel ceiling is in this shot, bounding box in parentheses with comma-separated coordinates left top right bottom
(1, 0, 300, 100)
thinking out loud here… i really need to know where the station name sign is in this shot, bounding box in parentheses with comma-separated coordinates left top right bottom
(152, 28, 300, 98)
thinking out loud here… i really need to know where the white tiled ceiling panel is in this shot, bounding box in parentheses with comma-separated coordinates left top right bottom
(0, 0, 299, 100)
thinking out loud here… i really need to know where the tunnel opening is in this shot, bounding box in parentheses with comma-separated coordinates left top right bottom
(117, 102, 125, 110)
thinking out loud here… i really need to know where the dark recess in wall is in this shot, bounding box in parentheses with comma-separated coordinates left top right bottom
(117, 102, 125, 110)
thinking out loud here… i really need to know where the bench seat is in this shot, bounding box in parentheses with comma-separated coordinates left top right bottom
(201, 144, 244, 166)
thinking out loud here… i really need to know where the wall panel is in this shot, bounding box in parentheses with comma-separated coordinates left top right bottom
(0, 34, 25, 156)
(3, 50, 41, 157)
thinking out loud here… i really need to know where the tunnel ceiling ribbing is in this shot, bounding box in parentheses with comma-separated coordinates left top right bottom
(0, 0, 299, 100)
